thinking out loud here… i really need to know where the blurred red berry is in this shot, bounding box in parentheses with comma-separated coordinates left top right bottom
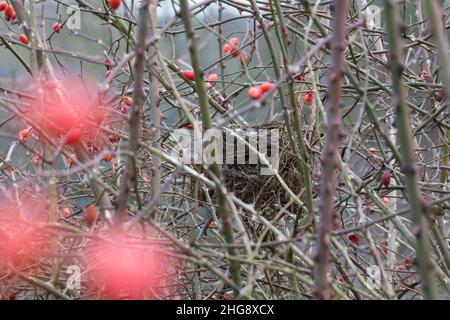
(102, 153, 113, 161)
(0, 2, 7, 11)
(208, 73, 218, 82)
(18, 128, 32, 142)
(207, 73, 218, 88)
(183, 70, 195, 81)
(382, 197, 390, 205)
(104, 57, 112, 69)
(404, 258, 412, 266)
(224, 38, 240, 57)
(5, 5, 15, 20)
(208, 220, 218, 229)
(63, 207, 71, 217)
(294, 73, 305, 81)
(382, 170, 391, 188)
(123, 96, 133, 106)
(348, 233, 360, 246)
(369, 147, 377, 156)
(52, 22, 61, 33)
(19, 34, 29, 45)
(248, 86, 263, 99)
(223, 44, 231, 53)
(93, 109, 106, 124)
(108, 0, 121, 10)
(85, 204, 98, 226)
(260, 82, 275, 92)
(380, 240, 388, 254)
(228, 37, 238, 46)
(107, 134, 119, 143)
(232, 49, 240, 58)
(305, 91, 314, 103)
(88, 242, 161, 299)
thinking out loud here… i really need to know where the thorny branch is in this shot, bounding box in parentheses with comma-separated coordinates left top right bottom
(0, 0, 448, 300)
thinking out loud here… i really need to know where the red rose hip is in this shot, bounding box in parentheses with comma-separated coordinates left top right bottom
(19, 34, 29, 45)
(108, 0, 121, 10)
(248, 86, 263, 100)
(183, 70, 195, 81)
(305, 91, 314, 103)
(52, 22, 61, 33)
(5, 5, 15, 20)
(260, 82, 275, 93)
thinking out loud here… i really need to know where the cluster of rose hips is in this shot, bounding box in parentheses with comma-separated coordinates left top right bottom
(121, 95, 133, 113)
(182, 69, 219, 88)
(1, 2, 62, 45)
(223, 37, 248, 64)
(0, 2, 28, 46)
(19, 125, 82, 147)
(16, 7, 110, 84)
(183, 36, 315, 104)
(247, 82, 275, 100)
(247, 79, 313, 103)
(16, 21, 61, 45)
(0, 1, 16, 21)
(18, 104, 111, 163)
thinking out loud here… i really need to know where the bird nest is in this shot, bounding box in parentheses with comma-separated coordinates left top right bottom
(222, 122, 303, 216)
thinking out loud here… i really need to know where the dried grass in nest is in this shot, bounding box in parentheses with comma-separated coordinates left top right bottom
(222, 122, 303, 216)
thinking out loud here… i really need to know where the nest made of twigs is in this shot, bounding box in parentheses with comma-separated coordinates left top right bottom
(222, 122, 303, 216)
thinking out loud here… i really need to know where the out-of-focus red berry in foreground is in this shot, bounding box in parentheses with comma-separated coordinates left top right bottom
(87, 241, 166, 299)
(0, 191, 51, 272)
(20, 78, 107, 144)
(64, 128, 82, 145)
